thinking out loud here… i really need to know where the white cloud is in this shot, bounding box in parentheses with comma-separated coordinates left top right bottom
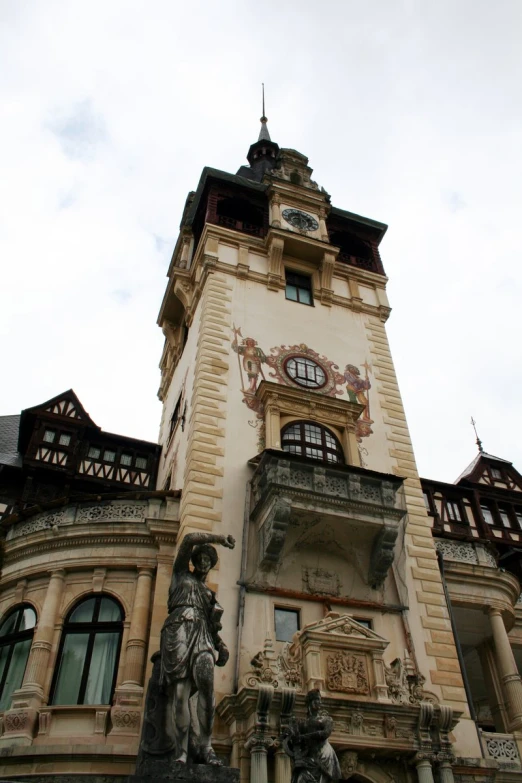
(1, 0, 521, 481)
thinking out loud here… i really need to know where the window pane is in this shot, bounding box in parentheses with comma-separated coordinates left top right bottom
(275, 608, 299, 642)
(88, 446, 101, 459)
(0, 612, 19, 637)
(285, 285, 298, 301)
(19, 607, 36, 632)
(98, 598, 122, 622)
(0, 638, 32, 710)
(305, 447, 323, 460)
(104, 450, 116, 463)
(481, 506, 494, 525)
(120, 454, 132, 466)
(491, 468, 502, 479)
(84, 632, 119, 704)
(516, 512, 522, 530)
(43, 430, 56, 443)
(52, 633, 89, 705)
(135, 456, 147, 470)
(70, 598, 96, 623)
(0, 645, 10, 685)
(500, 511, 511, 528)
(298, 288, 312, 305)
(59, 433, 71, 446)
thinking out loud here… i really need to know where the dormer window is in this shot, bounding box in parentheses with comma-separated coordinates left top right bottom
(491, 467, 502, 480)
(43, 429, 56, 443)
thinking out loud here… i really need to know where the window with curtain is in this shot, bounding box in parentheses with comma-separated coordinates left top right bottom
(281, 421, 344, 464)
(50, 595, 123, 706)
(0, 604, 36, 711)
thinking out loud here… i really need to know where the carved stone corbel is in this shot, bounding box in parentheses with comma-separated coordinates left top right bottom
(320, 251, 336, 306)
(259, 496, 292, 568)
(369, 525, 398, 588)
(267, 236, 285, 291)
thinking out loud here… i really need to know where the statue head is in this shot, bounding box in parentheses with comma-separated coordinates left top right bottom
(305, 688, 322, 715)
(191, 544, 218, 577)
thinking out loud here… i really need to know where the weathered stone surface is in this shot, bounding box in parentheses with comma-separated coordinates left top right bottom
(129, 761, 240, 783)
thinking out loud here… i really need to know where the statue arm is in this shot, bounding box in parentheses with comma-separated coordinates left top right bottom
(173, 532, 235, 574)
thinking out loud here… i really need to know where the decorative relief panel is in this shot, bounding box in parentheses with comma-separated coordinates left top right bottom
(302, 567, 340, 597)
(326, 651, 369, 695)
(482, 732, 521, 768)
(76, 502, 146, 522)
(9, 501, 147, 539)
(434, 539, 479, 564)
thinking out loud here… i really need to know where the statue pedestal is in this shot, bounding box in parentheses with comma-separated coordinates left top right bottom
(129, 759, 240, 783)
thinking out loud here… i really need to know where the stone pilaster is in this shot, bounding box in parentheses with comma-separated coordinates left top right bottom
(488, 607, 522, 730)
(110, 567, 154, 738)
(1, 569, 65, 744)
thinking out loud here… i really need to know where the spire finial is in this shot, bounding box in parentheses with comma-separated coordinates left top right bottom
(471, 416, 484, 453)
(258, 83, 271, 141)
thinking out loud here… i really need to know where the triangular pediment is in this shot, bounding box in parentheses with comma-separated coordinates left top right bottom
(299, 611, 387, 644)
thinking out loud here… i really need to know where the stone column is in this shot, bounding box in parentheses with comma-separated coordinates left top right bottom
(121, 568, 154, 686)
(439, 760, 455, 783)
(0, 569, 66, 744)
(246, 736, 271, 783)
(488, 607, 522, 730)
(20, 569, 66, 699)
(275, 745, 291, 783)
(415, 757, 435, 783)
(110, 567, 154, 739)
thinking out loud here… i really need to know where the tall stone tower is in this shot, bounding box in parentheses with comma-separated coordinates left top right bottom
(156, 117, 479, 781)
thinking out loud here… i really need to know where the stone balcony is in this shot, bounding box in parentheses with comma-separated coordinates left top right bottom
(249, 450, 406, 587)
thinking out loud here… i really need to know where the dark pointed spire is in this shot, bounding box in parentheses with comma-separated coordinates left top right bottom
(471, 416, 484, 453)
(236, 83, 279, 182)
(258, 83, 271, 141)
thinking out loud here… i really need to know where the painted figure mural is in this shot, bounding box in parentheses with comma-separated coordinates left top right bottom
(231, 327, 374, 449)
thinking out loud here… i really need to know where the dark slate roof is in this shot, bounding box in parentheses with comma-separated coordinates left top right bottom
(0, 415, 22, 469)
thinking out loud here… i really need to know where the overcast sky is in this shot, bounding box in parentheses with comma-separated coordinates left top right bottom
(1, 0, 521, 483)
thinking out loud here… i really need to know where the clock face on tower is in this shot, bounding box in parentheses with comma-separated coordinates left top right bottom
(282, 208, 319, 232)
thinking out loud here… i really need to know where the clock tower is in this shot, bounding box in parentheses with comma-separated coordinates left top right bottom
(155, 116, 477, 781)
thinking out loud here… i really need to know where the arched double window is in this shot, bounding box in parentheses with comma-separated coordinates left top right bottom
(0, 604, 36, 710)
(281, 421, 344, 465)
(50, 595, 123, 706)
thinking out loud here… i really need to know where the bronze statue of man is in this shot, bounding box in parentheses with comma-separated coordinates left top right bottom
(160, 531, 235, 765)
(283, 689, 341, 783)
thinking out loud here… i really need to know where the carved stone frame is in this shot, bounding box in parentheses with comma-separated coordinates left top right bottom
(255, 380, 364, 466)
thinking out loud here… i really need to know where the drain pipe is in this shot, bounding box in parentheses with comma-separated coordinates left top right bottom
(437, 549, 484, 756)
(234, 479, 252, 693)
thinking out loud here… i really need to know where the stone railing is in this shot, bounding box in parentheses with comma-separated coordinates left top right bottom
(434, 539, 497, 568)
(250, 451, 406, 586)
(6, 498, 178, 541)
(481, 732, 521, 768)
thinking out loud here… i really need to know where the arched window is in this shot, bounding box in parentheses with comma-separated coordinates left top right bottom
(0, 604, 36, 710)
(281, 421, 345, 465)
(50, 595, 123, 706)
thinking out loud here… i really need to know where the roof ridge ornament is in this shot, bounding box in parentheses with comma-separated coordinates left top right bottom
(471, 416, 484, 453)
(258, 83, 271, 142)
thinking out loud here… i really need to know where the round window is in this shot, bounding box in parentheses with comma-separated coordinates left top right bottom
(284, 356, 327, 389)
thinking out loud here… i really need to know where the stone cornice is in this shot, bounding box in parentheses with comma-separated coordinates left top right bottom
(255, 380, 364, 427)
(443, 560, 520, 622)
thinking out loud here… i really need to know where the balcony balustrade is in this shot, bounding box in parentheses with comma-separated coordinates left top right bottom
(249, 450, 406, 587)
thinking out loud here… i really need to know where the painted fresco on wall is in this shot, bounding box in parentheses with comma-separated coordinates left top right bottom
(232, 326, 373, 454)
